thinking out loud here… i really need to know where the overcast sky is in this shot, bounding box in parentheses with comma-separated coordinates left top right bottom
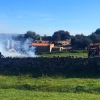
(0, 0, 100, 36)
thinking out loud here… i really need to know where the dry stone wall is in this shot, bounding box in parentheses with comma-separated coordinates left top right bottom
(0, 57, 100, 76)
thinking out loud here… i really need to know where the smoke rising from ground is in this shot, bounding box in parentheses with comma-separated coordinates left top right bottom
(0, 34, 36, 57)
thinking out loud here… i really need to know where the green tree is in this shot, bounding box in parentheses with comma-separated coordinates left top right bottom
(95, 28, 100, 35)
(52, 30, 70, 41)
(89, 33, 100, 43)
(24, 31, 40, 40)
(71, 34, 85, 48)
(81, 38, 93, 48)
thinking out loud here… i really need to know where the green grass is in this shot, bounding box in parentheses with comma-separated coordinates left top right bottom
(0, 74, 100, 99)
(38, 50, 88, 58)
(0, 89, 100, 100)
(0, 75, 100, 93)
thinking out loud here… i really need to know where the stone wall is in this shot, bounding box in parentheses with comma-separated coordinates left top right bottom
(0, 57, 100, 77)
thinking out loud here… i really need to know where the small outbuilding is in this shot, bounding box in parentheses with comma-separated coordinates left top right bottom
(30, 43, 54, 54)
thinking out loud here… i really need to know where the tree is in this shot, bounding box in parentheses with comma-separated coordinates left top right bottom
(81, 38, 93, 48)
(75, 34, 84, 39)
(52, 30, 70, 41)
(95, 28, 100, 35)
(42, 36, 52, 41)
(60, 31, 70, 40)
(89, 33, 100, 43)
(52, 34, 61, 41)
(71, 34, 85, 48)
(24, 31, 40, 40)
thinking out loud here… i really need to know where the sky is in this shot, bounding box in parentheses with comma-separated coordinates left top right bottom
(0, 0, 100, 36)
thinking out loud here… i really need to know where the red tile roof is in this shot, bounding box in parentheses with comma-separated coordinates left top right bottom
(30, 43, 54, 47)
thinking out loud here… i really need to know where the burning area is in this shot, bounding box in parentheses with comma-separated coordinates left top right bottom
(0, 34, 36, 57)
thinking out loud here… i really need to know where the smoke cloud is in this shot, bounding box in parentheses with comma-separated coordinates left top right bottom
(0, 34, 36, 57)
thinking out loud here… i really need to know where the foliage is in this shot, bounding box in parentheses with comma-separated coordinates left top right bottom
(95, 28, 100, 35)
(89, 33, 100, 43)
(81, 37, 93, 48)
(42, 36, 52, 41)
(71, 34, 93, 48)
(24, 31, 40, 40)
(50, 29, 100, 48)
(14, 28, 100, 49)
(52, 30, 71, 41)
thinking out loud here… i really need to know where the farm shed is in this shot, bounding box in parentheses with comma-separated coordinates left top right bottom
(30, 43, 54, 54)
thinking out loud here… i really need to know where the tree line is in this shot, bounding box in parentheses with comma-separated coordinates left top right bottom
(15, 28, 100, 49)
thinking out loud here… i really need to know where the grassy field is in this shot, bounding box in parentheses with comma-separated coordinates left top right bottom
(38, 50, 88, 58)
(0, 74, 100, 100)
(0, 50, 97, 100)
(1, 89, 100, 100)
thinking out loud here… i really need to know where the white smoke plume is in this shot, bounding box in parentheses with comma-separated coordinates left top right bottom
(0, 34, 36, 57)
